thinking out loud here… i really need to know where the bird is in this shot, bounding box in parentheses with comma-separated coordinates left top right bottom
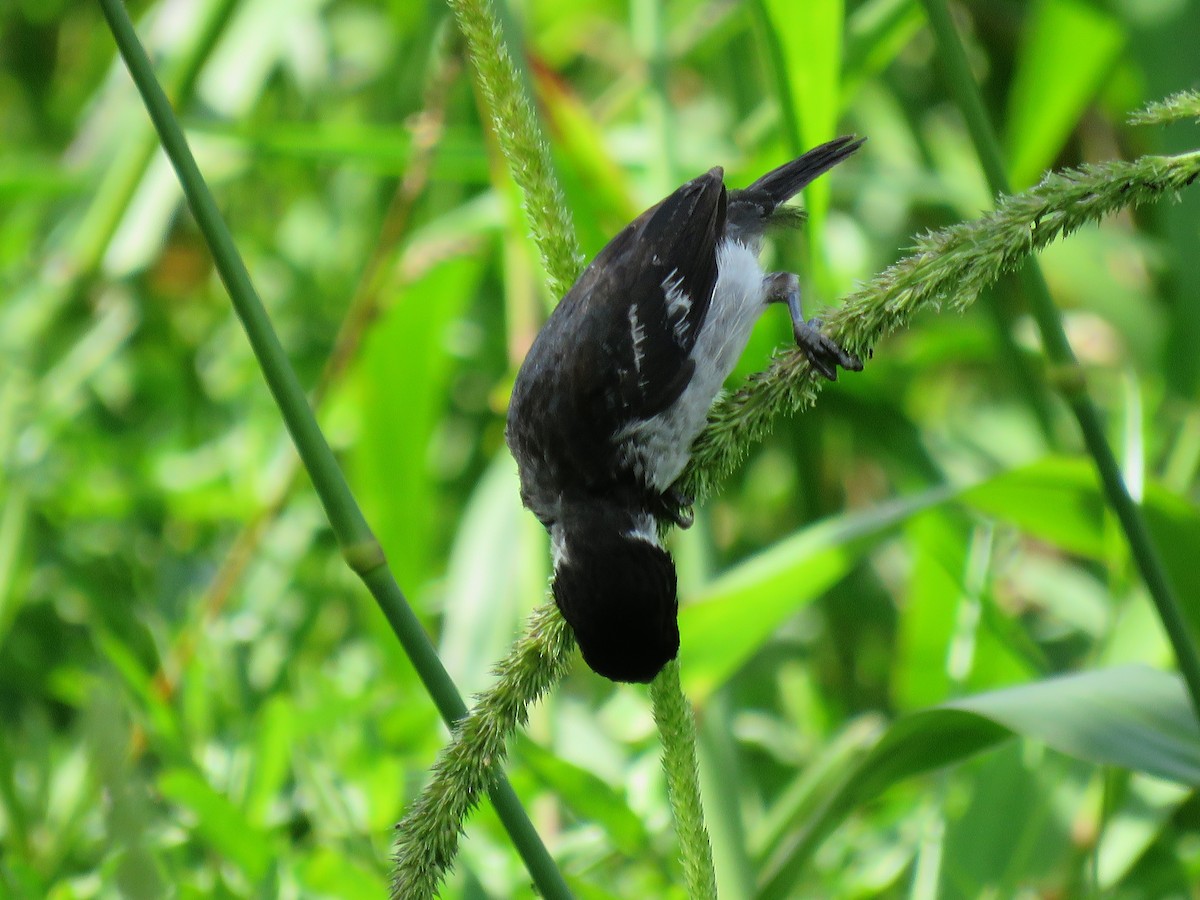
(505, 136, 865, 683)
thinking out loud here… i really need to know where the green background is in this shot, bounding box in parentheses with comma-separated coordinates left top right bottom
(2, 0, 1200, 896)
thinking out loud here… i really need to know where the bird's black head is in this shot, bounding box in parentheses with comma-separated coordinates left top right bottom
(551, 517, 679, 684)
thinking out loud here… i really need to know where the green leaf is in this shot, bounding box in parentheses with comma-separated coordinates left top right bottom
(893, 511, 970, 709)
(756, 666, 1200, 898)
(243, 696, 294, 828)
(749, 714, 886, 868)
(1142, 482, 1200, 638)
(843, 0, 922, 100)
(760, 0, 845, 287)
(185, 118, 491, 180)
(963, 457, 1200, 638)
(96, 633, 183, 753)
(515, 736, 651, 856)
(439, 452, 548, 697)
(350, 253, 484, 593)
(935, 743, 1074, 896)
(681, 488, 951, 701)
(1096, 774, 1193, 890)
(761, 0, 843, 149)
(944, 665, 1200, 783)
(296, 847, 389, 898)
(157, 768, 274, 883)
(1004, 0, 1125, 188)
(961, 457, 1106, 557)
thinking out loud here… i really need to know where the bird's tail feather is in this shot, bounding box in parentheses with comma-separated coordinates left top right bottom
(744, 135, 865, 209)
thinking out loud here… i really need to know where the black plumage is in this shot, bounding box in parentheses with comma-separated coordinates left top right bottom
(507, 136, 864, 683)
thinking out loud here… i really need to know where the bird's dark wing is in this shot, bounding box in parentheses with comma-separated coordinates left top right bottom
(506, 169, 726, 504)
(576, 167, 727, 420)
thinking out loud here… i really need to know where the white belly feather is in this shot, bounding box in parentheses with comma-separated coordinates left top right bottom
(617, 240, 767, 491)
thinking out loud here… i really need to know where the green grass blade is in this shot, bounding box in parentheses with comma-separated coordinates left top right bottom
(1004, 0, 1125, 189)
(682, 488, 952, 701)
(918, 0, 1200, 722)
(756, 665, 1200, 898)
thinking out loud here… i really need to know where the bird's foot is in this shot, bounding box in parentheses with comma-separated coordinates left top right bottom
(653, 487, 694, 529)
(764, 272, 863, 380)
(794, 317, 862, 381)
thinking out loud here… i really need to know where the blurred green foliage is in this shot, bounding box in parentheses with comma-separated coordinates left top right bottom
(2, 0, 1200, 897)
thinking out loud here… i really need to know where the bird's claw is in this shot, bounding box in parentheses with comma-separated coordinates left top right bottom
(794, 318, 862, 381)
(655, 487, 694, 529)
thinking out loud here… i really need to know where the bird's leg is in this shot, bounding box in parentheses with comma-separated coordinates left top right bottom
(763, 272, 862, 380)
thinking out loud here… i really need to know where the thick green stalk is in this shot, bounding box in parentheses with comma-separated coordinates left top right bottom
(918, 0, 1200, 723)
(95, 2, 569, 897)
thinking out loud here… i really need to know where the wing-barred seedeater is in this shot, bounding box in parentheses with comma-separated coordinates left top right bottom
(506, 136, 865, 683)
